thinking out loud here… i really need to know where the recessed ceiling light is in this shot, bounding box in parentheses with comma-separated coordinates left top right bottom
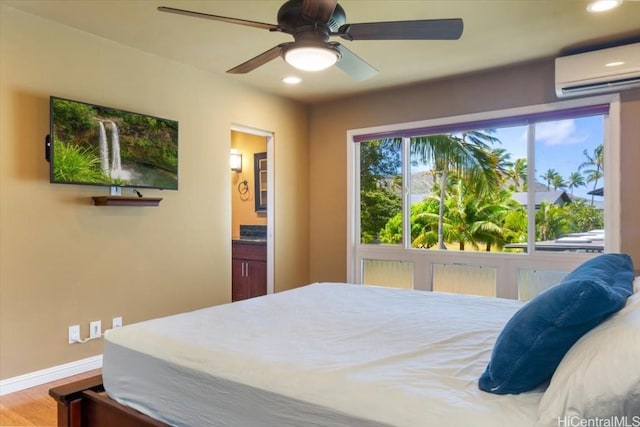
(587, 0, 623, 13)
(605, 61, 625, 67)
(282, 76, 302, 85)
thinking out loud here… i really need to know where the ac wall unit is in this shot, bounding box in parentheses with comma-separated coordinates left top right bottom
(555, 42, 640, 98)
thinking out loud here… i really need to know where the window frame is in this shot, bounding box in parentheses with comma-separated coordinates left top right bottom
(346, 94, 621, 298)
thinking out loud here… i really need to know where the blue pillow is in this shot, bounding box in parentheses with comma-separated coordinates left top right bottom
(478, 253, 634, 395)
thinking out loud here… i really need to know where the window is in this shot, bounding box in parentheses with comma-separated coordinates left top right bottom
(348, 95, 620, 299)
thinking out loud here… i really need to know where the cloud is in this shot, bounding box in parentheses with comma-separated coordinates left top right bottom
(536, 119, 588, 146)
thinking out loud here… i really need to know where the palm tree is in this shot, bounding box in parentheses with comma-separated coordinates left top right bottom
(444, 178, 518, 251)
(502, 207, 528, 248)
(579, 144, 604, 205)
(551, 174, 567, 191)
(507, 158, 528, 191)
(410, 196, 444, 249)
(475, 188, 522, 251)
(492, 148, 514, 175)
(536, 201, 570, 241)
(411, 130, 502, 249)
(378, 196, 441, 248)
(566, 171, 586, 197)
(540, 168, 560, 191)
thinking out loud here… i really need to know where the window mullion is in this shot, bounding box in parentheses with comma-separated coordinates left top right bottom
(402, 137, 411, 250)
(350, 140, 361, 284)
(526, 124, 536, 254)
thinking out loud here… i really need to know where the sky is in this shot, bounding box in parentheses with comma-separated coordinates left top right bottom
(488, 114, 605, 200)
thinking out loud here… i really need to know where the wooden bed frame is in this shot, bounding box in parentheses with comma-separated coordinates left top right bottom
(49, 375, 169, 427)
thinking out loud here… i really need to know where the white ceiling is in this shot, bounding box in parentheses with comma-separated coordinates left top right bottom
(4, 0, 640, 103)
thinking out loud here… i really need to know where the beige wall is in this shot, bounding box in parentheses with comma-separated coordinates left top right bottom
(231, 131, 267, 239)
(0, 6, 309, 379)
(308, 60, 640, 282)
(619, 90, 640, 260)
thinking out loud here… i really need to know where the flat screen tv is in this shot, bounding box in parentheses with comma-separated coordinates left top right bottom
(49, 96, 178, 190)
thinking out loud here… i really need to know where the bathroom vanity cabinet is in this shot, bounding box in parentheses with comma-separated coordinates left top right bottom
(231, 239, 267, 301)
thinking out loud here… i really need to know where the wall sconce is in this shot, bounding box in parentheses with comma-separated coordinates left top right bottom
(230, 150, 242, 172)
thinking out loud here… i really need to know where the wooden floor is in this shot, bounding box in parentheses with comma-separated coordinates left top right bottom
(0, 369, 100, 427)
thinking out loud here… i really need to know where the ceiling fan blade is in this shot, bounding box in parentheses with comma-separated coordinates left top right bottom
(158, 6, 281, 32)
(338, 19, 463, 41)
(302, 0, 338, 23)
(334, 44, 378, 81)
(227, 44, 291, 74)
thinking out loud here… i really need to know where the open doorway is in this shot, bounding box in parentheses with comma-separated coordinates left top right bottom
(230, 125, 274, 301)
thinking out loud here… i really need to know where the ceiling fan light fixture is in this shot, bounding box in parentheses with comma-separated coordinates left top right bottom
(159, 4, 463, 80)
(284, 46, 339, 72)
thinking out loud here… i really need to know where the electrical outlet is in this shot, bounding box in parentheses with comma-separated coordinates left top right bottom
(68, 325, 80, 344)
(112, 317, 122, 329)
(89, 320, 102, 339)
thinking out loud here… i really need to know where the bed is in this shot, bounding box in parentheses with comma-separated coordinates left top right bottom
(50, 256, 640, 427)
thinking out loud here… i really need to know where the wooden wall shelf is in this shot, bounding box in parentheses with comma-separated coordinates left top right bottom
(91, 196, 162, 207)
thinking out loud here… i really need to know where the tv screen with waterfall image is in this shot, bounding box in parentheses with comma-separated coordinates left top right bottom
(49, 96, 178, 190)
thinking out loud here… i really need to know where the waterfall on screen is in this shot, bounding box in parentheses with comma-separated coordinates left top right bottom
(109, 121, 122, 178)
(98, 121, 109, 173)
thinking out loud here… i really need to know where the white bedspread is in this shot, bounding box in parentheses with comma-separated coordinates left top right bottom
(103, 283, 543, 426)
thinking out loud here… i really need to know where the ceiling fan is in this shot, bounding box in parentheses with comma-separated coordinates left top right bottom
(158, 0, 463, 81)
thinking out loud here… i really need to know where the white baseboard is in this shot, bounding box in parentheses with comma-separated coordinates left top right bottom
(0, 354, 102, 396)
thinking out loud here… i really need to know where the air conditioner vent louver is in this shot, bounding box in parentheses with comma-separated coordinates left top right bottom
(561, 76, 640, 95)
(555, 43, 640, 98)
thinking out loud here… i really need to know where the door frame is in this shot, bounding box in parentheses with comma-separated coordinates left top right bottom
(231, 123, 275, 295)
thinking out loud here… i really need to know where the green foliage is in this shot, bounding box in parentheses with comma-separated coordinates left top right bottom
(410, 198, 441, 247)
(502, 208, 527, 245)
(563, 199, 604, 232)
(506, 158, 528, 191)
(379, 180, 523, 251)
(579, 144, 604, 204)
(410, 130, 505, 249)
(363, 132, 604, 252)
(540, 168, 561, 191)
(122, 113, 158, 129)
(378, 211, 404, 244)
(567, 171, 586, 196)
(52, 99, 95, 139)
(52, 140, 109, 183)
(421, 178, 520, 251)
(535, 202, 571, 241)
(110, 117, 178, 173)
(360, 138, 402, 190)
(376, 177, 603, 251)
(360, 139, 403, 243)
(361, 189, 402, 243)
(379, 197, 441, 247)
